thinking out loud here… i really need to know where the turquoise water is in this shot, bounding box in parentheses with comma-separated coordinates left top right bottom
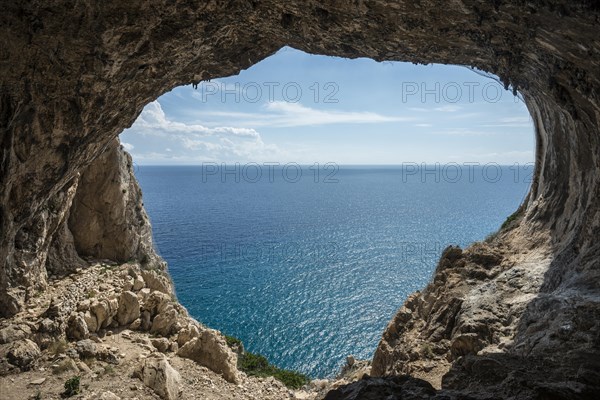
(134, 165, 531, 378)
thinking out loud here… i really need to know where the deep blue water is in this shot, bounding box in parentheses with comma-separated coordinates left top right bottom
(134, 164, 531, 378)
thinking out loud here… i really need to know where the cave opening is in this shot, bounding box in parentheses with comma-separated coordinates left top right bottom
(119, 47, 534, 379)
(2, 2, 599, 398)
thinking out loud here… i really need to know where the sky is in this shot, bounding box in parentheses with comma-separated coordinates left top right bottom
(120, 47, 535, 165)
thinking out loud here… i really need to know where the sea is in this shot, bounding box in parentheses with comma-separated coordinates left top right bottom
(134, 164, 532, 378)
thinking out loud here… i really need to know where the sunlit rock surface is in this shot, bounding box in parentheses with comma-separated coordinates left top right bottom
(1, 1, 599, 398)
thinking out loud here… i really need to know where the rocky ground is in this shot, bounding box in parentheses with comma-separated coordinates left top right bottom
(371, 218, 555, 387)
(0, 261, 374, 400)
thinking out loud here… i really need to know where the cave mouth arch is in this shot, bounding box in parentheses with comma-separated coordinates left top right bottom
(1, 1, 599, 396)
(117, 48, 535, 379)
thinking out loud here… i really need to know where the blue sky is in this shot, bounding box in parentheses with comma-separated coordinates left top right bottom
(121, 47, 534, 165)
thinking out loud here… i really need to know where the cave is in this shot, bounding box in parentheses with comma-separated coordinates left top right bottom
(1, 1, 599, 398)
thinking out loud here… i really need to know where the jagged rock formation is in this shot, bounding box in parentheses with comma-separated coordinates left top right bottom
(1, 1, 599, 398)
(371, 227, 600, 397)
(0, 262, 295, 400)
(68, 140, 162, 267)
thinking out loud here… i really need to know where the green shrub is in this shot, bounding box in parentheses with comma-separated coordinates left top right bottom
(238, 351, 309, 389)
(224, 335, 243, 349)
(270, 368, 310, 389)
(238, 352, 270, 372)
(222, 334, 309, 389)
(421, 343, 435, 358)
(501, 208, 523, 230)
(63, 376, 81, 397)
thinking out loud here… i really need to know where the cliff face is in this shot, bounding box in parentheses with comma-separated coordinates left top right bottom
(67, 140, 163, 269)
(0, 0, 599, 398)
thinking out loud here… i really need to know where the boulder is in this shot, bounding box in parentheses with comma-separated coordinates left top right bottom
(122, 277, 134, 292)
(97, 347, 120, 365)
(76, 339, 97, 358)
(132, 275, 145, 291)
(177, 329, 240, 384)
(91, 299, 118, 329)
(52, 358, 79, 374)
(151, 338, 171, 353)
(129, 318, 142, 331)
(135, 355, 181, 400)
(6, 339, 41, 370)
(83, 311, 98, 333)
(177, 324, 200, 346)
(0, 324, 33, 344)
(143, 291, 171, 316)
(151, 307, 179, 337)
(117, 291, 141, 326)
(169, 342, 179, 353)
(66, 313, 89, 340)
(141, 270, 172, 295)
(346, 355, 356, 367)
(138, 288, 151, 301)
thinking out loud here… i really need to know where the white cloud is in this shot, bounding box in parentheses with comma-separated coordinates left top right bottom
(434, 105, 462, 112)
(135, 101, 259, 138)
(409, 105, 462, 113)
(480, 116, 533, 128)
(123, 101, 288, 163)
(121, 142, 134, 151)
(195, 101, 412, 128)
(430, 128, 493, 136)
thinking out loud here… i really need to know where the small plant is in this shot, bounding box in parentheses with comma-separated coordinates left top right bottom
(47, 338, 68, 356)
(421, 343, 435, 358)
(103, 365, 115, 376)
(63, 376, 80, 397)
(501, 208, 523, 230)
(221, 333, 308, 388)
(224, 335, 243, 349)
(238, 351, 309, 389)
(34, 391, 42, 400)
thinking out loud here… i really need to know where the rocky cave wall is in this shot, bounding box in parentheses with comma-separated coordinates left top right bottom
(0, 0, 599, 395)
(66, 139, 163, 269)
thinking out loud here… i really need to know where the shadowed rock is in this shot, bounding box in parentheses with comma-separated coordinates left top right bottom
(0, 1, 599, 398)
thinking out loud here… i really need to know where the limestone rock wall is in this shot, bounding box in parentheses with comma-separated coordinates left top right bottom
(68, 139, 163, 269)
(0, 0, 599, 397)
